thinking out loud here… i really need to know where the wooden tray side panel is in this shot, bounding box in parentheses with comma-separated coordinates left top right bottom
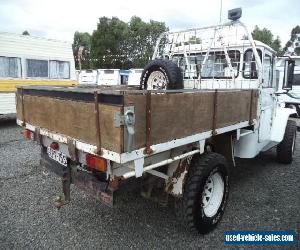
(216, 90, 252, 128)
(16, 93, 23, 121)
(19, 95, 123, 153)
(125, 90, 258, 151)
(17, 89, 258, 154)
(151, 92, 214, 145)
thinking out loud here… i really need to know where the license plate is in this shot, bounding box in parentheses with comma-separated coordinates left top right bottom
(47, 147, 68, 167)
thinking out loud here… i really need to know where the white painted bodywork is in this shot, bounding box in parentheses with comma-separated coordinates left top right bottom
(17, 119, 251, 165)
(0, 93, 15, 114)
(270, 107, 296, 142)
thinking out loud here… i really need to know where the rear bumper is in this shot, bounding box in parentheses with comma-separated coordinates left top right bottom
(40, 148, 114, 206)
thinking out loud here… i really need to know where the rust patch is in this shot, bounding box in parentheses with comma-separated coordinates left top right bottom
(165, 156, 192, 197)
(108, 176, 123, 191)
(67, 138, 78, 162)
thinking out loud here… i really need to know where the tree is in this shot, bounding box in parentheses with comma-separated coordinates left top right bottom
(272, 36, 283, 55)
(127, 16, 167, 67)
(88, 16, 168, 69)
(22, 30, 30, 35)
(251, 25, 283, 55)
(90, 17, 129, 69)
(73, 31, 92, 69)
(283, 25, 300, 55)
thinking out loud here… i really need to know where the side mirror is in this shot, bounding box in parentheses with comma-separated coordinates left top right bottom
(283, 59, 295, 90)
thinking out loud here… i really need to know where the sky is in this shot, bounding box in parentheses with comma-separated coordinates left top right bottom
(0, 0, 299, 46)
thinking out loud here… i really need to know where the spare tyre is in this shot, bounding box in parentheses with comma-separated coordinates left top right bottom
(140, 60, 183, 90)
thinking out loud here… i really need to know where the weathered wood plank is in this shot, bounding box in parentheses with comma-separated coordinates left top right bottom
(20, 95, 123, 153)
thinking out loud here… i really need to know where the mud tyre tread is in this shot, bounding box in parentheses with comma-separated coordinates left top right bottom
(175, 152, 229, 234)
(277, 120, 297, 164)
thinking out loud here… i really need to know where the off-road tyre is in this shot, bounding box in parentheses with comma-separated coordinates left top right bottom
(140, 59, 183, 90)
(175, 152, 229, 234)
(277, 120, 297, 164)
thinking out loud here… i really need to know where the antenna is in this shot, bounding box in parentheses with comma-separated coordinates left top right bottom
(219, 0, 223, 23)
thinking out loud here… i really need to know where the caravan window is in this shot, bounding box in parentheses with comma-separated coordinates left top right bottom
(26, 59, 48, 78)
(50, 60, 70, 79)
(0, 56, 21, 78)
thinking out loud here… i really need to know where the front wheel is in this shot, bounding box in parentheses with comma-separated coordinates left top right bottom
(277, 120, 297, 164)
(176, 152, 229, 234)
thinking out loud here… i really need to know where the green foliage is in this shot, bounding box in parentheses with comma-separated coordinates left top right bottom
(90, 17, 129, 69)
(73, 31, 91, 50)
(126, 16, 168, 68)
(75, 16, 168, 69)
(251, 25, 283, 55)
(290, 25, 300, 41)
(272, 36, 283, 56)
(73, 31, 92, 69)
(283, 25, 300, 55)
(22, 30, 30, 35)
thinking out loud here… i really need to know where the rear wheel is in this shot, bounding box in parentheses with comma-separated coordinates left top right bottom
(140, 60, 183, 90)
(176, 152, 229, 234)
(277, 120, 297, 164)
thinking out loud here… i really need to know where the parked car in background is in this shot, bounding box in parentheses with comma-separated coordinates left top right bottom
(76, 68, 143, 86)
(276, 56, 300, 117)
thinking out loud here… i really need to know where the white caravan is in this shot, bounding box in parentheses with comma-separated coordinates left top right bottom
(0, 32, 77, 115)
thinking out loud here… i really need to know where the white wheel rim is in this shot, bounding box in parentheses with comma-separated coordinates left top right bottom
(202, 172, 225, 218)
(147, 71, 167, 90)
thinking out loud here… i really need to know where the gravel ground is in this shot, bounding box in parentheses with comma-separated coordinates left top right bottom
(0, 118, 299, 249)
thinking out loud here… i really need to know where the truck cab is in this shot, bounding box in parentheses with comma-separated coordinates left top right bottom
(142, 18, 296, 158)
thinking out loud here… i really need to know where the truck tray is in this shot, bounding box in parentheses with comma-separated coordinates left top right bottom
(16, 85, 258, 155)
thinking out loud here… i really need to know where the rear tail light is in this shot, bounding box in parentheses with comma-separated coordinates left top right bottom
(50, 142, 59, 150)
(85, 154, 107, 172)
(23, 129, 34, 140)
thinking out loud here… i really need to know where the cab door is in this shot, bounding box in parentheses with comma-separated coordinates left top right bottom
(259, 50, 275, 142)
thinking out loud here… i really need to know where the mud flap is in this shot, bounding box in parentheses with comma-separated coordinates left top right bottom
(40, 149, 114, 207)
(72, 169, 114, 207)
(211, 134, 235, 167)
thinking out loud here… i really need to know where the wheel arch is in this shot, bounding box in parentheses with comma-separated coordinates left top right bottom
(165, 134, 234, 198)
(270, 107, 296, 143)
